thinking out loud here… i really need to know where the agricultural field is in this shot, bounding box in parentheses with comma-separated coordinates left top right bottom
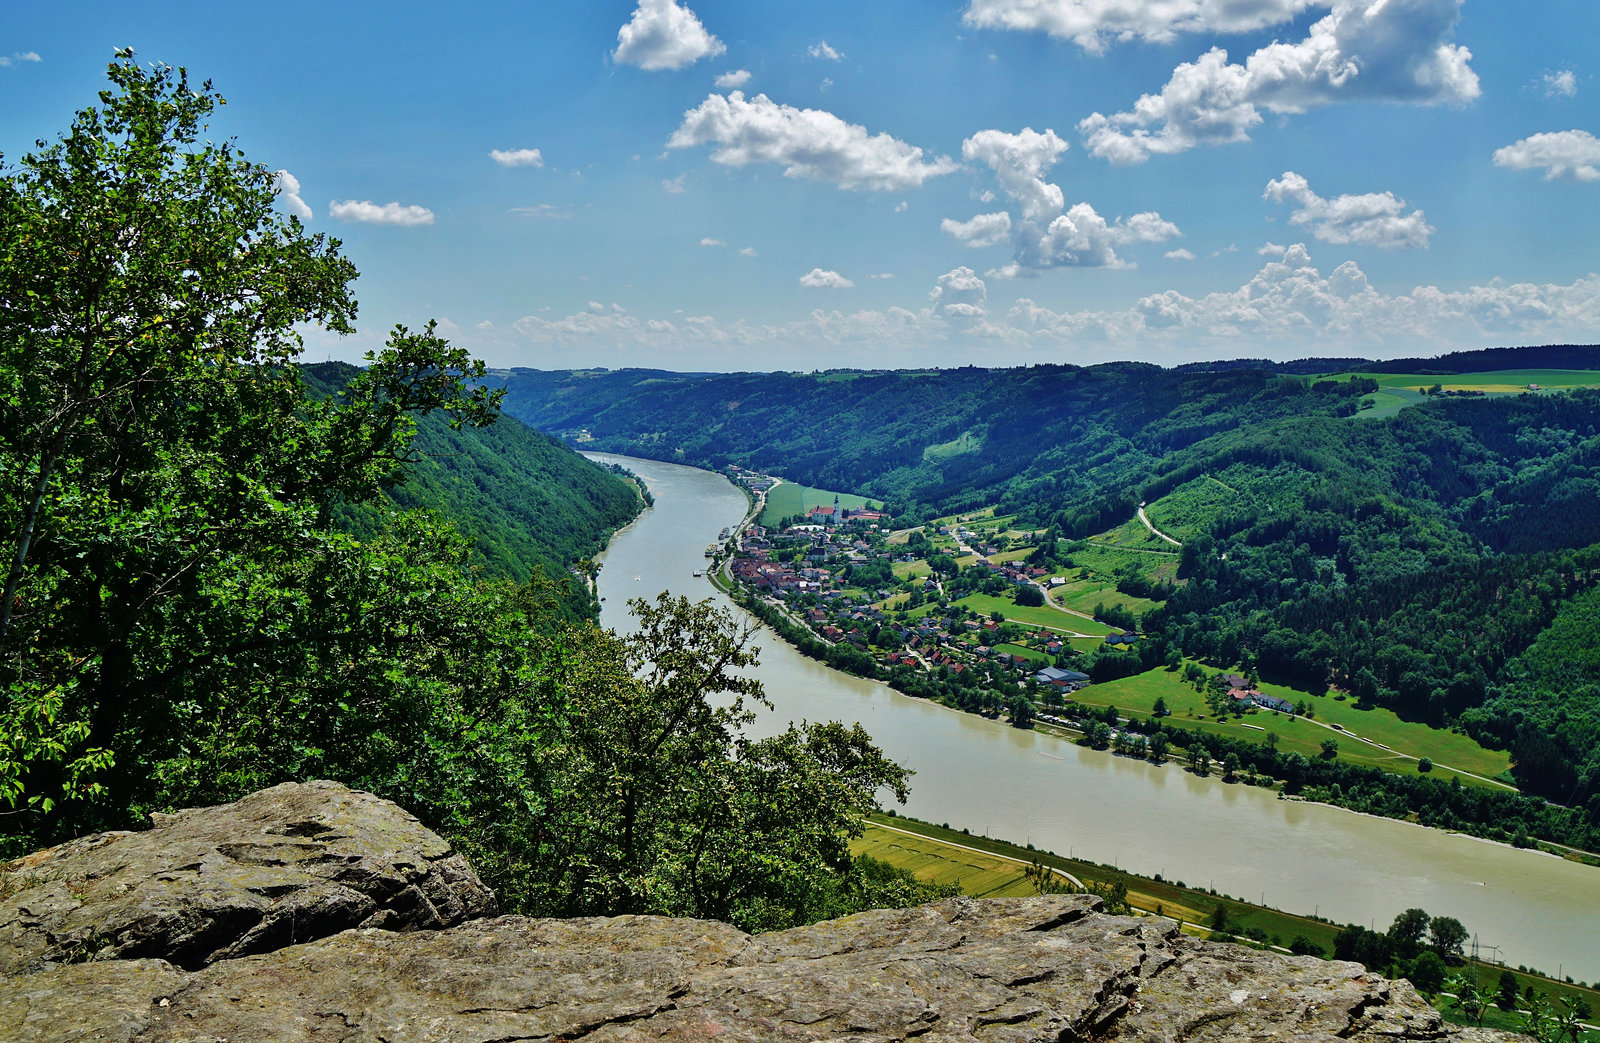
(1044, 573, 1161, 617)
(1340, 369, 1600, 421)
(1068, 663, 1514, 787)
(954, 592, 1118, 636)
(758, 481, 879, 526)
(852, 823, 1036, 898)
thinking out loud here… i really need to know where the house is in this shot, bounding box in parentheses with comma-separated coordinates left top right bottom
(1220, 672, 1250, 690)
(1035, 666, 1090, 688)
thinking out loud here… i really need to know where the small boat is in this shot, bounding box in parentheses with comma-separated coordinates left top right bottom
(693, 570, 704, 578)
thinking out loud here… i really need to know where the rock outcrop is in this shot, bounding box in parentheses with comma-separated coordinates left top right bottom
(0, 782, 1520, 1043)
(0, 780, 495, 975)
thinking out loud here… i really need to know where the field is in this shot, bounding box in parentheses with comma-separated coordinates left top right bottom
(1044, 574, 1160, 617)
(1067, 663, 1514, 787)
(1143, 477, 1244, 542)
(758, 481, 879, 525)
(1336, 370, 1600, 421)
(860, 814, 1600, 1034)
(923, 428, 983, 461)
(953, 592, 1117, 636)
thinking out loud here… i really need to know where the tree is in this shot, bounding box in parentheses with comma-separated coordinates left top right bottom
(1417, 757, 1433, 773)
(1152, 696, 1168, 717)
(0, 55, 501, 837)
(1496, 970, 1521, 1011)
(1428, 915, 1468, 961)
(1014, 584, 1045, 607)
(1288, 935, 1325, 957)
(1209, 904, 1231, 934)
(1449, 974, 1488, 1027)
(1320, 737, 1340, 760)
(1388, 908, 1431, 959)
(1407, 950, 1447, 994)
(1222, 751, 1241, 782)
(1008, 693, 1036, 729)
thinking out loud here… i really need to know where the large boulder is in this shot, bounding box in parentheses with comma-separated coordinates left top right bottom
(0, 780, 495, 974)
(3, 894, 1519, 1042)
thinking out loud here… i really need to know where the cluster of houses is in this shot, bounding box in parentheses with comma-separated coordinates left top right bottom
(1219, 672, 1296, 714)
(723, 498, 1093, 691)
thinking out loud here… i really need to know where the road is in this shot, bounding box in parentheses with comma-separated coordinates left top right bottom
(1136, 503, 1183, 546)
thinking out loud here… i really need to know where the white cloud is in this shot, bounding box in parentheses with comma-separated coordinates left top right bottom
(699, 237, 727, 246)
(1213, 243, 1239, 257)
(894, 201, 908, 212)
(808, 41, 844, 61)
(494, 245, 1599, 365)
(961, 127, 1069, 221)
(941, 211, 1014, 248)
(510, 204, 571, 219)
(1543, 69, 1577, 98)
(963, 0, 1316, 53)
(1258, 242, 1287, 256)
(739, 246, 759, 257)
(1165, 248, 1196, 260)
(870, 273, 896, 279)
(662, 174, 688, 193)
(613, 0, 725, 71)
(819, 77, 834, 91)
(930, 266, 988, 321)
(327, 199, 434, 226)
(958, 125, 1178, 272)
(1079, 0, 1480, 163)
(799, 268, 855, 289)
(669, 91, 959, 191)
(490, 148, 544, 168)
(715, 68, 751, 88)
(1001, 204, 1181, 274)
(1493, 130, 1600, 182)
(273, 170, 312, 219)
(1263, 171, 1433, 249)
(0, 51, 42, 67)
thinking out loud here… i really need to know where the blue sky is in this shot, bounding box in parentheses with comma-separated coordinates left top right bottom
(3, 1, 1596, 370)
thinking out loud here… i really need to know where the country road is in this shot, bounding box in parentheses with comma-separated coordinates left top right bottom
(1137, 504, 1183, 546)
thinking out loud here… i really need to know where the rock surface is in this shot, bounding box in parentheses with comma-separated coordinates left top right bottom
(0, 780, 495, 974)
(0, 783, 1523, 1042)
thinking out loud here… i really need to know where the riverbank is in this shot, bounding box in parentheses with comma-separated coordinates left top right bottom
(586, 452, 1600, 983)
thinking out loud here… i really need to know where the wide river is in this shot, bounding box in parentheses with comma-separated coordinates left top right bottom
(588, 454, 1600, 981)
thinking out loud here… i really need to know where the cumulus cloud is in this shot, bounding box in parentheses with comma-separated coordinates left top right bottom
(273, 170, 312, 219)
(699, 237, 727, 246)
(1263, 171, 1432, 248)
(1000, 204, 1181, 274)
(328, 199, 434, 226)
(613, 0, 725, 71)
(1259, 241, 1288, 256)
(809, 41, 844, 61)
(1543, 69, 1577, 98)
(799, 267, 855, 288)
(490, 148, 544, 168)
(930, 266, 989, 321)
(941, 211, 1013, 248)
(1493, 130, 1600, 182)
(1078, 0, 1480, 163)
(715, 68, 751, 88)
(963, 0, 1316, 53)
(0, 51, 42, 67)
(669, 91, 959, 191)
(961, 127, 1069, 221)
(1165, 248, 1196, 260)
(494, 244, 1599, 366)
(958, 126, 1179, 272)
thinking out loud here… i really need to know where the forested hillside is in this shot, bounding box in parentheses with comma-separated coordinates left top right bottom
(498, 354, 1600, 827)
(304, 363, 642, 618)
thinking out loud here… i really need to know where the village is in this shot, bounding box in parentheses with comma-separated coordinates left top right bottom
(719, 468, 1112, 704)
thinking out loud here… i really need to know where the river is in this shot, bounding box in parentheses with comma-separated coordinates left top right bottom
(587, 453, 1600, 981)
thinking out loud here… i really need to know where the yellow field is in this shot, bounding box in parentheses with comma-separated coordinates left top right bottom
(851, 825, 1037, 897)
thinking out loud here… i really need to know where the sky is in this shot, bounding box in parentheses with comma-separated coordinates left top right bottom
(2, 1, 1597, 371)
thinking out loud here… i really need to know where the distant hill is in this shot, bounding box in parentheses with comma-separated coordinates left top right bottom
(305, 363, 642, 617)
(492, 347, 1600, 822)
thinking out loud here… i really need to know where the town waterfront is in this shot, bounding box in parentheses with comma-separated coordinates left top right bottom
(588, 453, 1600, 982)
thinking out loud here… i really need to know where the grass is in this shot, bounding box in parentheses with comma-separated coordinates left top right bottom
(1143, 478, 1245, 542)
(759, 482, 878, 526)
(953, 592, 1117, 636)
(862, 812, 1600, 1036)
(1044, 574, 1160, 617)
(923, 429, 983, 461)
(1065, 662, 1513, 787)
(1339, 370, 1600, 422)
(993, 642, 1050, 665)
(1066, 541, 1182, 588)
